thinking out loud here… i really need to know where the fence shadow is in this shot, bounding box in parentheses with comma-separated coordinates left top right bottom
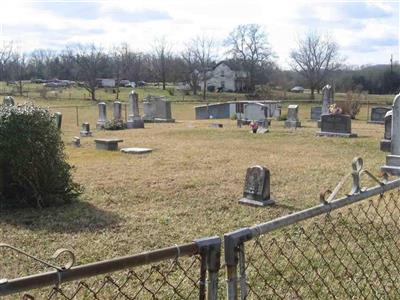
(0, 200, 122, 233)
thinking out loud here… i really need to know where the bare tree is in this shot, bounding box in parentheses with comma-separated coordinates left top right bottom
(190, 36, 215, 100)
(152, 37, 172, 90)
(225, 24, 273, 92)
(72, 45, 107, 101)
(290, 32, 342, 99)
(0, 41, 14, 81)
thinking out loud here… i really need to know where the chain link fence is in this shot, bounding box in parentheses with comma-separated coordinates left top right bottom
(2, 158, 400, 299)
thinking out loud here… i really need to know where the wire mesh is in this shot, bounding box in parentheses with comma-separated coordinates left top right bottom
(242, 190, 400, 299)
(5, 254, 203, 300)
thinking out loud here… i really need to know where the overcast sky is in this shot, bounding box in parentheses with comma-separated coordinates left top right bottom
(0, 0, 398, 69)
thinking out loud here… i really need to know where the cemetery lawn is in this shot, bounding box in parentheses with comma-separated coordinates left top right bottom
(0, 97, 390, 280)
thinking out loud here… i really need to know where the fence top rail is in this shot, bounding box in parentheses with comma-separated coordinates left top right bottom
(248, 177, 400, 240)
(0, 241, 200, 296)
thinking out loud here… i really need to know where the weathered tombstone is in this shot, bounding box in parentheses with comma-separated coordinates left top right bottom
(310, 106, 322, 121)
(316, 114, 357, 137)
(380, 110, 392, 152)
(321, 84, 334, 115)
(80, 122, 92, 137)
(113, 101, 122, 121)
(368, 106, 391, 124)
(127, 91, 144, 129)
(284, 105, 301, 128)
(239, 166, 275, 206)
(94, 138, 123, 151)
(381, 94, 400, 175)
(143, 96, 175, 122)
(3, 96, 14, 106)
(73, 136, 80, 147)
(210, 123, 223, 128)
(318, 84, 334, 128)
(96, 102, 107, 129)
(54, 112, 62, 130)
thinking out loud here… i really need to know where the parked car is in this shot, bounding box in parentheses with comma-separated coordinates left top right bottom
(290, 86, 305, 93)
(137, 81, 147, 87)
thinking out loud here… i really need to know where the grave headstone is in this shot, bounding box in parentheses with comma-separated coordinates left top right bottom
(73, 136, 80, 147)
(54, 112, 62, 130)
(380, 110, 392, 152)
(318, 85, 334, 128)
(113, 101, 122, 121)
(239, 166, 275, 206)
(80, 122, 92, 137)
(381, 94, 400, 175)
(210, 123, 223, 128)
(310, 106, 322, 121)
(274, 107, 281, 120)
(143, 96, 175, 122)
(127, 91, 144, 128)
(94, 138, 123, 151)
(96, 102, 107, 129)
(284, 105, 301, 128)
(3, 96, 14, 106)
(316, 114, 357, 137)
(368, 106, 391, 124)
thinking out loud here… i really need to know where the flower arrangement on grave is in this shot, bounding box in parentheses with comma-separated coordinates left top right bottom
(329, 103, 342, 115)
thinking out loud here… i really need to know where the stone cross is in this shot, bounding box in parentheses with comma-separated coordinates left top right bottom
(381, 94, 400, 175)
(321, 84, 334, 115)
(96, 102, 107, 129)
(113, 101, 122, 121)
(239, 165, 275, 206)
(54, 112, 62, 130)
(3, 96, 14, 106)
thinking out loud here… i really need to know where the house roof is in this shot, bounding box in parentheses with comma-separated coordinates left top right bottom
(212, 60, 246, 72)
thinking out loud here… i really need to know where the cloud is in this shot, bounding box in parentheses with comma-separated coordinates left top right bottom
(104, 8, 172, 23)
(335, 2, 393, 19)
(32, 1, 101, 20)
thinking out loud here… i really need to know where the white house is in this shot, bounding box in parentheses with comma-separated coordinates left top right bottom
(200, 61, 248, 92)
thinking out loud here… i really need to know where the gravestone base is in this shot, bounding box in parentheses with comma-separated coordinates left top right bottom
(80, 130, 92, 137)
(127, 119, 145, 129)
(316, 131, 358, 138)
(239, 197, 275, 207)
(144, 118, 175, 123)
(210, 123, 223, 128)
(380, 139, 391, 152)
(96, 122, 105, 130)
(381, 155, 400, 175)
(94, 138, 123, 151)
(367, 120, 385, 125)
(284, 120, 301, 128)
(121, 147, 152, 154)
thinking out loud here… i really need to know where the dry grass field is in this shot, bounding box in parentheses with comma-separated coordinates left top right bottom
(0, 93, 394, 296)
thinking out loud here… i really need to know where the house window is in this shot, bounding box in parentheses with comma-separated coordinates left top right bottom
(221, 70, 224, 77)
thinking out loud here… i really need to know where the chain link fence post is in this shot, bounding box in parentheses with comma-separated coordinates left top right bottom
(224, 228, 252, 300)
(194, 236, 221, 300)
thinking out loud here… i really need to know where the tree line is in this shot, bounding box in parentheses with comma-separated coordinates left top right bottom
(0, 24, 398, 101)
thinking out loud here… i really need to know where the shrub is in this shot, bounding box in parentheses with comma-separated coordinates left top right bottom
(104, 119, 125, 130)
(167, 88, 175, 96)
(0, 103, 82, 208)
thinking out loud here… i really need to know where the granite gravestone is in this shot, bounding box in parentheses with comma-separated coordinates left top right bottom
(80, 122, 92, 137)
(3, 96, 14, 106)
(127, 91, 144, 129)
(382, 94, 400, 175)
(273, 107, 281, 120)
(143, 96, 175, 122)
(113, 101, 122, 121)
(54, 112, 62, 130)
(284, 105, 301, 128)
(239, 166, 275, 206)
(380, 110, 392, 152)
(318, 85, 334, 128)
(317, 114, 357, 137)
(96, 102, 107, 129)
(310, 106, 322, 121)
(369, 106, 391, 124)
